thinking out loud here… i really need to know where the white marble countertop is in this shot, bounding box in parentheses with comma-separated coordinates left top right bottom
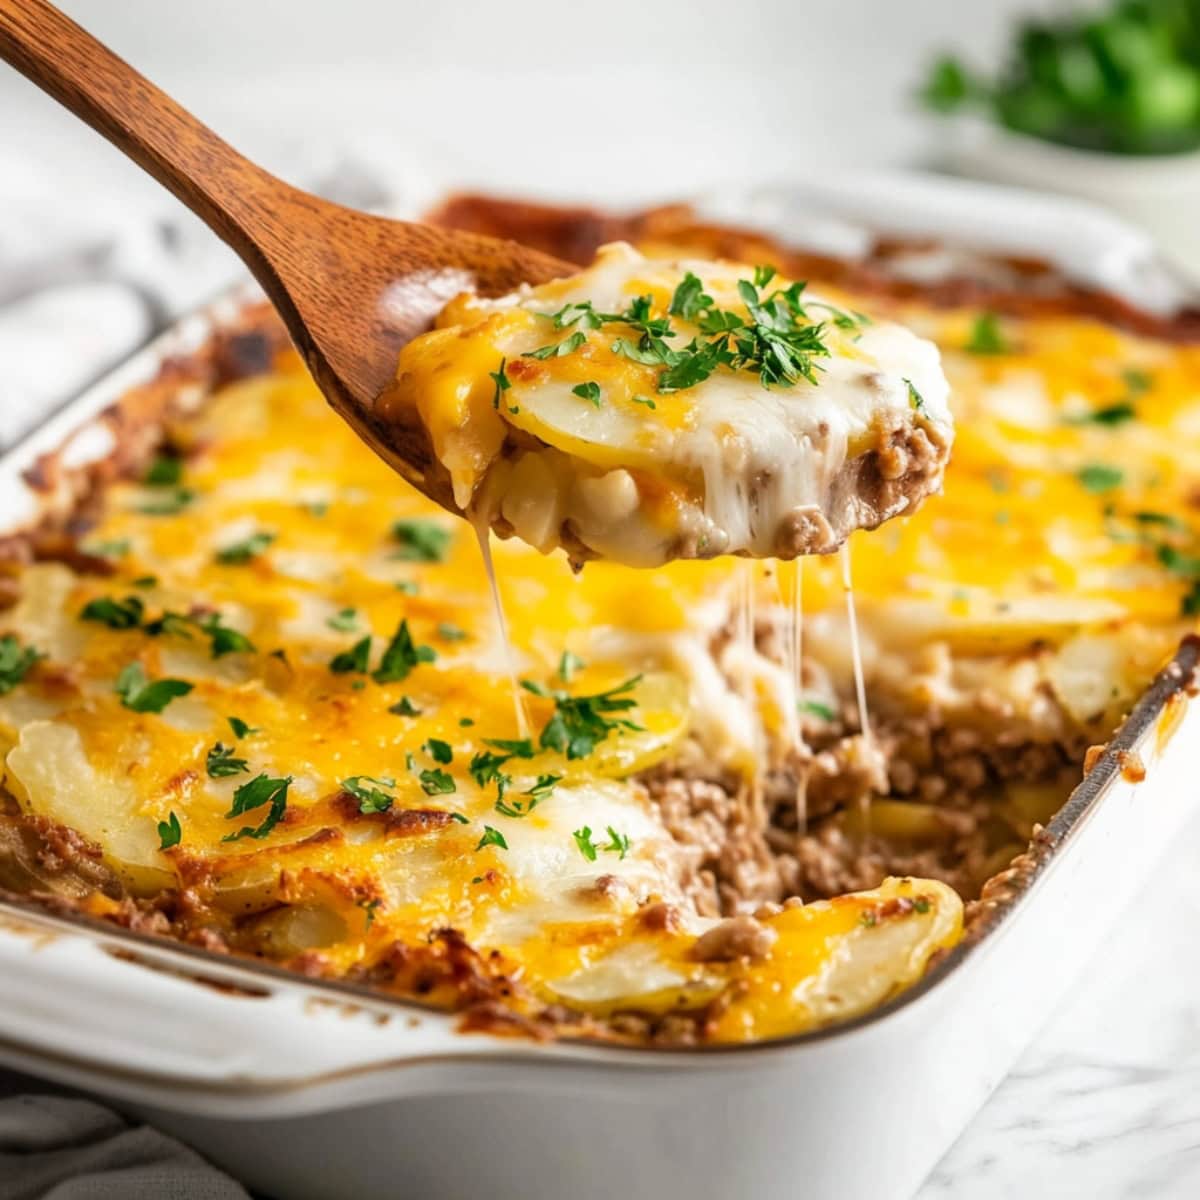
(3, 17, 1200, 1192)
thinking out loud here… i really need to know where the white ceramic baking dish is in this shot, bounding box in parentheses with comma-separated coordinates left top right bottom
(1, 174, 1197, 1200)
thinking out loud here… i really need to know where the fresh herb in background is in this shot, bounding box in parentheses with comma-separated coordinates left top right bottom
(1077, 463, 1125, 493)
(342, 775, 396, 814)
(920, 1, 1200, 155)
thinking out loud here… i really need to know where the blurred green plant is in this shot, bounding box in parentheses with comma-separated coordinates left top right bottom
(919, 0, 1200, 154)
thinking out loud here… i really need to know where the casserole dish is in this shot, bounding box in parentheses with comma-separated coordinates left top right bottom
(1, 172, 1199, 1199)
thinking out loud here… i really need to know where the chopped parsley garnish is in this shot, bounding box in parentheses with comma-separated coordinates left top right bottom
(228, 716, 257, 739)
(136, 487, 194, 516)
(483, 737, 535, 757)
(394, 580, 420, 595)
(359, 898, 381, 928)
(1069, 401, 1136, 427)
(557, 650, 586, 684)
(630, 394, 656, 409)
(303, 500, 329, 518)
(798, 698, 836, 722)
(572, 381, 602, 406)
(114, 662, 192, 714)
(603, 826, 631, 860)
(144, 455, 183, 486)
(372, 619, 436, 684)
(330, 635, 372, 674)
(1123, 368, 1153, 395)
(157, 811, 182, 850)
(206, 742, 249, 778)
(83, 538, 130, 559)
(532, 270, 840, 397)
(476, 825, 508, 851)
(489, 358, 512, 410)
(903, 377, 925, 413)
(197, 612, 255, 658)
(423, 738, 453, 764)
(132, 575, 158, 589)
(326, 607, 359, 632)
(1134, 511, 1186, 531)
(419, 768, 456, 796)
(215, 531, 275, 564)
(669, 271, 714, 321)
(521, 674, 643, 760)
(469, 750, 515, 795)
(573, 826, 598, 861)
(459, 717, 475, 727)
(495, 773, 561, 819)
(341, 775, 396, 814)
(391, 519, 453, 563)
(1077, 464, 1124, 494)
(524, 330, 587, 360)
(965, 312, 1011, 355)
(389, 696, 422, 717)
(80, 594, 144, 629)
(436, 621, 468, 642)
(222, 773, 292, 842)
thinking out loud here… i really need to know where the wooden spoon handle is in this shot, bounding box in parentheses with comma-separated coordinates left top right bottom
(0, 0, 275, 252)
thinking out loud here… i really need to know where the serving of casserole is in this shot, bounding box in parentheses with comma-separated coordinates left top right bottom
(2, 184, 1199, 1064)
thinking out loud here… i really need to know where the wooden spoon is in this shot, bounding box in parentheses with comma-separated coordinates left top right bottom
(0, 0, 572, 510)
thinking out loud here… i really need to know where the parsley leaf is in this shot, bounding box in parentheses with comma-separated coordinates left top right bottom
(603, 826, 631, 859)
(669, 272, 714, 321)
(557, 650, 585, 684)
(389, 696, 422, 716)
(965, 312, 1010, 355)
(798, 698, 836, 722)
(391, 519, 453, 563)
(904, 377, 926, 413)
(435, 622, 468, 642)
(330, 635, 372, 674)
(419, 768, 456, 795)
(573, 825, 598, 861)
(80, 595, 144, 629)
(137, 487, 194, 516)
(326, 607, 359, 632)
(495, 773, 562, 818)
(222, 773, 291, 842)
(522, 674, 643, 760)
(157, 811, 182, 850)
(341, 775, 396, 814)
(1077, 464, 1124, 494)
(373, 619, 436, 684)
(476, 825, 508, 851)
(82, 538, 130, 559)
(489, 357, 511, 410)
(1069, 402, 1136, 427)
(114, 662, 192, 713)
(482, 737, 535, 757)
(572, 381, 602, 406)
(206, 742, 249, 778)
(215, 531, 275, 564)
(197, 612, 255, 658)
(523, 331, 587, 360)
(144, 455, 183, 486)
(630, 394, 657, 409)
(423, 738, 453, 764)
(228, 716, 257, 739)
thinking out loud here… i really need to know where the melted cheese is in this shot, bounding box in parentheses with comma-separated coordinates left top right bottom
(379, 244, 954, 566)
(6, 246, 1200, 1042)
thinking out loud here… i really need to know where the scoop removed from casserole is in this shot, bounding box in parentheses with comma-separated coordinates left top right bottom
(377, 244, 954, 567)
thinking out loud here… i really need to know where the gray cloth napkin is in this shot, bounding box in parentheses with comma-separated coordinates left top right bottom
(0, 1076, 248, 1200)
